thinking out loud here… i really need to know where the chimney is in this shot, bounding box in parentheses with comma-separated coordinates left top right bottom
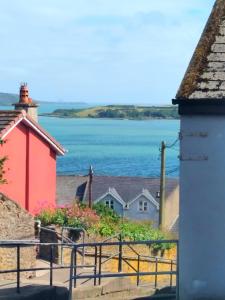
(14, 83, 38, 122)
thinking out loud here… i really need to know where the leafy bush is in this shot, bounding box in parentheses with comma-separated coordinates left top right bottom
(0, 139, 8, 185)
(89, 210, 173, 251)
(36, 202, 173, 251)
(87, 220, 115, 237)
(36, 203, 99, 230)
(119, 221, 172, 250)
(93, 203, 119, 223)
(88, 219, 173, 251)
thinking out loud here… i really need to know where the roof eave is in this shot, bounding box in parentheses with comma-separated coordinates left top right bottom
(23, 117, 66, 156)
(172, 98, 225, 105)
(0, 114, 65, 156)
(172, 98, 225, 115)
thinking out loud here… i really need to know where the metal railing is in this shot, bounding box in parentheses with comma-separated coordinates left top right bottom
(68, 239, 179, 300)
(39, 225, 87, 266)
(60, 227, 86, 265)
(0, 241, 73, 294)
(0, 239, 179, 300)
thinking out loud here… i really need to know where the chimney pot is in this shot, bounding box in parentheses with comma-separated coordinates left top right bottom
(14, 83, 39, 122)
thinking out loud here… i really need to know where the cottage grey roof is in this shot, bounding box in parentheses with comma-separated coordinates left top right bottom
(56, 175, 88, 205)
(86, 176, 178, 203)
(176, 0, 225, 100)
(56, 175, 179, 205)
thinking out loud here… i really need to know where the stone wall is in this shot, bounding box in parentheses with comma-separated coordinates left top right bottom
(39, 225, 81, 264)
(0, 193, 36, 279)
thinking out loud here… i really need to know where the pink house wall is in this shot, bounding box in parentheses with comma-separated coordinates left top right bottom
(0, 124, 27, 208)
(0, 122, 57, 214)
(28, 128, 56, 213)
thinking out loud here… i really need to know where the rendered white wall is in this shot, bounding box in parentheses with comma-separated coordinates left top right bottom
(180, 115, 225, 299)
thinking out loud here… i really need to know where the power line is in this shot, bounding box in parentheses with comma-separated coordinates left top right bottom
(166, 166, 179, 175)
(165, 137, 179, 149)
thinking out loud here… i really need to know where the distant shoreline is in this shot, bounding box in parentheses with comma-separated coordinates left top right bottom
(41, 105, 179, 120)
(39, 114, 178, 120)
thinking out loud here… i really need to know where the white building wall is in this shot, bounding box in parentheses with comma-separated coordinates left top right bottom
(180, 115, 225, 299)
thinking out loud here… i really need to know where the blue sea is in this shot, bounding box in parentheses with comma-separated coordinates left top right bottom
(1, 103, 180, 178)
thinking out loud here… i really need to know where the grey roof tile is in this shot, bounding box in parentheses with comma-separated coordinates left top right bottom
(56, 175, 88, 205)
(57, 175, 179, 205)
(176, 0, 225, 100)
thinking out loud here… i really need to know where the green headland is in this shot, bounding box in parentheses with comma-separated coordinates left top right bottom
(43, 105, 179, 120)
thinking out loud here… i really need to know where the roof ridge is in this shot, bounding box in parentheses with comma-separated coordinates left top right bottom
(0, 110, 65, 155)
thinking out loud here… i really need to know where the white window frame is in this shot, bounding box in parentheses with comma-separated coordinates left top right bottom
(105, 199, 114, 210)
(139, 200, 148, 212)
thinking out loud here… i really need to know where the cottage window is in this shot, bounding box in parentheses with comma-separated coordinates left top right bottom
(139, 200, 148, 212)
(105, 199, 114, 210)
(124, 204, 129, 210)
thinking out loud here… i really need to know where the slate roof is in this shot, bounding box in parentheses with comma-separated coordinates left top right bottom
(0, 110, 65, 155)
(56, 175, 88, 205)
(85, 176, 178, 203)
(0, 110, 22, 134)
(176, 0, 225, 100)
(56, 175, 179, 204)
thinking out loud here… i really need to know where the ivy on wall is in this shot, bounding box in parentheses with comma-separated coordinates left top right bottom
(0, 139, 7, 184)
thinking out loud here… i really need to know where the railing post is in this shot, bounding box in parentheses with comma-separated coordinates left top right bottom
(170, 260, 173, 287)
(74, 245, 77, 288)
(118, 234, 122, 273)
(98, 245, 102, 285)
(155, 257, 158, 289)
(176, 241, 179, 300)
(69, 247, 74, 300)
(61, 227, 64, 266)
(94, 246, 97, 286)
(137, 254, 140, 286)
(50, 245, 53, 286)
(82, 230, 85, 266)
(16, 245, 20, 294)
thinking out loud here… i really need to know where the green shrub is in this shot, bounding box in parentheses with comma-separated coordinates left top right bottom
(98, 221, 116, 236)
(119, 221, 173, 251)
(37, 208, 56, 226)
(36, 203, 99, 229)
(36, 203, 174, 251)
(93, 203, 120, 223)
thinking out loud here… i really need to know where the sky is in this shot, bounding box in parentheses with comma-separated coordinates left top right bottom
(0, 0, 215, 104)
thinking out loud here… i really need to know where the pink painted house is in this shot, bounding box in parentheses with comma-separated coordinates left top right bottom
(0, 84, 65, 214)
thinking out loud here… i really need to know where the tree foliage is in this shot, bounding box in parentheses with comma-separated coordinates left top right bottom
(0, 139, 7, 184)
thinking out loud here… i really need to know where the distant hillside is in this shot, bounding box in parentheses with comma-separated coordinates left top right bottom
(44, 105, 179, 120)
(0, 93, 19, 105)
(0, 92, 87, 106)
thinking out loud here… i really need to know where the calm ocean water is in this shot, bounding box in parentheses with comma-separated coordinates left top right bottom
(1, 103, 180, 177)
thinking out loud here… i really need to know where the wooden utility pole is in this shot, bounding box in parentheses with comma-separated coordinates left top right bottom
(159, 141, 166, 230)
(88, 165, 93, 208)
